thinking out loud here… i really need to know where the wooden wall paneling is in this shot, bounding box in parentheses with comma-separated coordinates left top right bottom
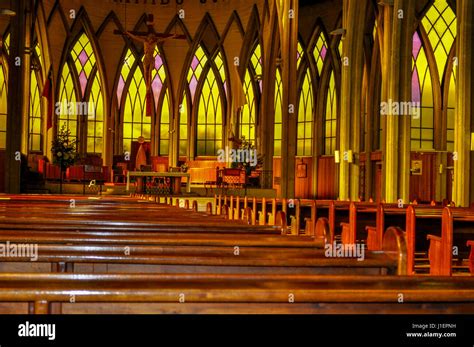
(317, 156, 337, 199)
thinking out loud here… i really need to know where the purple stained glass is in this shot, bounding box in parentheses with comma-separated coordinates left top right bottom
(79, 50, 88, 67)
(191, 56, 199, 70)
(189, 76, 198, 101)
(412, 68, 421, 103)
(152, 76, 163, 107)
(320, 46, 327, 60)
(413, 32, 422, 59)
(155, 54, 163, 70)
(117, 76, 125, 103)
(79, 71, 88, 96)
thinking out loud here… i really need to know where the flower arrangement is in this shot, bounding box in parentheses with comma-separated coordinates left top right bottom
(231, 136, 264, 173)
(51, 124, 79, 170)
(180, 162, 189, 173)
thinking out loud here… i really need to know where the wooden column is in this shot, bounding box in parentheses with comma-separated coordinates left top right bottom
(5, 0, 28, 193)
(453, 0, 474, 207)
(278, 0, 298, 199)
(339, 0, 369, 201)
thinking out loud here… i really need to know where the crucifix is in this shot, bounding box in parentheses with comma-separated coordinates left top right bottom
(115, 14, 186, 117)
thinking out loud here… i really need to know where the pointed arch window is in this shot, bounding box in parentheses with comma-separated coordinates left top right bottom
(29, 42, 45, 153)
(29, 68, 42, 152)
(274, 68, 283, 156)
(324, 71, 337, 155)
(3, 32, 10, 55)
(121, 50, 150, 153)
(58, 32, 105, 154)
(159, 87, 171, 156)
(411, 32, 434, 150)
(240, 44, 262, 143)
(179, 92, 189, 157)
(297, 70, 314, 156)
(313, 32, 328, 77)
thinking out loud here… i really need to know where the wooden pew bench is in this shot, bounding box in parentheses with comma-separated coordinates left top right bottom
(0, 273, 473, 314)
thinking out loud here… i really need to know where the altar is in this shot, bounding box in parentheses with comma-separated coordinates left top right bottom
(126, 171, 191, 194)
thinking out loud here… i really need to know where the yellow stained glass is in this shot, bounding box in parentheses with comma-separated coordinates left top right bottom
(251, 45, 262, 77)
(179, 93, 188, 156)
(58, 63, 78, 140)
(196, 66, 223, 156)
(159, 88, 170, 156)
(411, 32, 434, 150)
(240, 70, 256, 142)
(313, 33, 328, 76)
(324, 71, 337, 155)
(274, 69, 283, 156)
(122, 65, 150, 153)
(422, 0, 456, 81)
(297, 70, 313, 156)
(87, 72, 104, 154)
(3, 32, 10, 55)
(297, 42, 304, 70)
(29, 71, 42, 152)
(0, 60, 7, 149)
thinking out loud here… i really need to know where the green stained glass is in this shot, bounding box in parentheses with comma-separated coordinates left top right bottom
(422, 0, 456, 81)
(297, 70, 314, 156)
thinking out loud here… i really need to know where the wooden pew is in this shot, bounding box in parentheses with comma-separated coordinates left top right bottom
(0, 273, 473, 314)
(426, 207, 474, 276)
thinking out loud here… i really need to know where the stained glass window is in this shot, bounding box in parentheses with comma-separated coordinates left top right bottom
(274, 68, 283, 156)
(122, 64, 150, 153)
(159, 87, 170, 156)
(71, 33, 95, 98)
(59, 33, 105, 154)
(57, 63, 77, 140)
(297, 70, 314, 156)
(313, 33, 328, 77)
(421, 0, 456, 82)
(29, 70, 42, 152)
(87, 73, 103, 154)
(411, 31, 434, 150)
(118, 49, 135, 104)
(179, 93, 189, 157)
(196, 66, 223, 156)
(240, 44, 262, 143)
(187, 46, 208, 102)
(0, 57, 7, 149)
(214, 52, 228, 96)
(297, 42, 304, 70)
(324, 71, 337, 155)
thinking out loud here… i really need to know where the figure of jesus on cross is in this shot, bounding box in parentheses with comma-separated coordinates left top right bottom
(115, 14, 185, 117)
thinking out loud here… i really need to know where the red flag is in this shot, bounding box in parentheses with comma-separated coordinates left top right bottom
(146, 90, 153, 117)
(42, 77, 53, 130)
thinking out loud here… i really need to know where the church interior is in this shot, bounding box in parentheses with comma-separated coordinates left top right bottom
(0, 0, 473, 316)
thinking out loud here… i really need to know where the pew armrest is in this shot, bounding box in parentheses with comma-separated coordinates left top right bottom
(382, 227, 407, 275)
(427, 234, 442, 242)
(366, 226, 380, 251)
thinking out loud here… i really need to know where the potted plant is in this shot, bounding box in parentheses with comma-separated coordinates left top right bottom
(51, 124, 79, 193)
